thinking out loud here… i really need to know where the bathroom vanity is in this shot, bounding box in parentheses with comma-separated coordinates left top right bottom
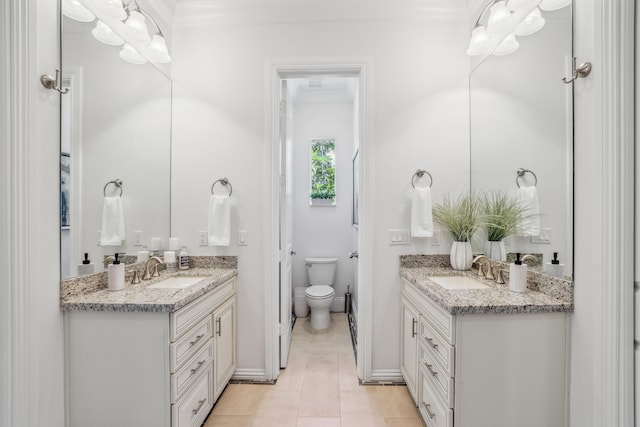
(61, 258, 237, 427)
(399, 256, 573, 427)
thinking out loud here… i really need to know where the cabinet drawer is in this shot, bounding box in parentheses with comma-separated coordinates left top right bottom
(172, 364, 213, 427)
(419, 316, 454, 377)
(171, 278, 235, 340)
(420, 373, 453, 427)
(171, 340, 214, 403)
(171, 315, 213, 372)
(419, 341, 454, 408)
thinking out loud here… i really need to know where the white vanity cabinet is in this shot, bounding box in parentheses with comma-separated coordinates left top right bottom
(401, 279, 568, 427)
(65, 277, 237, 427)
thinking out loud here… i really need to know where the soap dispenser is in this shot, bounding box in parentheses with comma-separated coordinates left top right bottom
(108, 253, 125, 291)
(509, 253, 528, 293)
(77, 252, 95, 276)
(544, 252, 565, 279)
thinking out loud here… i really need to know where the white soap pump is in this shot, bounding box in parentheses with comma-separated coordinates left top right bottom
(509, 252, 528, 293)
(108, 253, 125, 291)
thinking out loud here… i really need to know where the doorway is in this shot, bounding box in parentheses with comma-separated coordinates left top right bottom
(265, 61, 370, 382)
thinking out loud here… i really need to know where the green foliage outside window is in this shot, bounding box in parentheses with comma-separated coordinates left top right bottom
(310, 139, 336, 201)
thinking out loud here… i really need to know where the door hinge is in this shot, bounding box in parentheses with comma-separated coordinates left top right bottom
(278, 323, 285, 336)
(279, 100, 287, 115)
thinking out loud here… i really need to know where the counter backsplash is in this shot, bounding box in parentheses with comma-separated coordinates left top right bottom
(399, 254, 573, 303)
(61, 255, 238, 303)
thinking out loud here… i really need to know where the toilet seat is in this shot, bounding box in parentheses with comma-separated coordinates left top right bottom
(305, 285, 335, 299)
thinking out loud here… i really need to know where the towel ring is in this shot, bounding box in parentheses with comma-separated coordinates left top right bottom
(411, 169, 433, 189)
(211, 177, 233, 197)
(103, 179, 123, 197)
(516, 168, 537, 188)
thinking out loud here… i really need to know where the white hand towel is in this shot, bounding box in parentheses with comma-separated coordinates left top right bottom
(208, 194, 230, 246)
(516, 186, 541, 236)
(99, 196, 125, 246)
(411, 186, 434, 238)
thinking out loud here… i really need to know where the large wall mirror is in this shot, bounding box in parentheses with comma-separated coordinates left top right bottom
(61, 14, 172, 279)
(470, 5, 573, 279)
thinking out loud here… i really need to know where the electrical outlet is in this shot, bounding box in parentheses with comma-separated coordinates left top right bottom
(431, 231, 441, 246)
(133, 230, 143, 247)
(198, 230, 208, 246)
(530, 228, 551, 244)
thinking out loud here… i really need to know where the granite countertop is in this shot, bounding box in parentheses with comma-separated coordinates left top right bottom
(400, 255, 574, 315)
(61, 268, 237, 313)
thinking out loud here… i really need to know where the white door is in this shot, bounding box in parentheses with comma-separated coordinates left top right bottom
(279, 80, 294, 368)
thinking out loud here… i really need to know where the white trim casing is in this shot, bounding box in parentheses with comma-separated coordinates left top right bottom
(230, 369, 268, 382)
(264, 58, 374, 382)
(598, 0, 634, 425)
(1, 1, 32, 426)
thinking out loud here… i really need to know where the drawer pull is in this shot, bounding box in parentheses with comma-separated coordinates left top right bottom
(216, 318, 221, 336)
(424, 361, 438, 377)
(189, 334, 205, 347)
(424, 403, 436, 419)
(192, 398, 207, 415)
(190, 360, 206, 375)
(412, 319, 417, 338)
(426, 337, 438, 349)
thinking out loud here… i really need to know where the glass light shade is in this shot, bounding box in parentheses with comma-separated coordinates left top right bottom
(506, 0, 539, 11)
(62, 0, 95, 22)
(119, 44, 147, 64)
(466, 26, 492, 56)
(514, 8, 545, 36)
(539, 0, 571, 11)
(92, 20, 124, 45)
(90, 0, 127, 20)
(486, 1, 514, 35)
(493, 33, 520, 56)
(147, 35, 172, 63)
(122, 10, 151, 43)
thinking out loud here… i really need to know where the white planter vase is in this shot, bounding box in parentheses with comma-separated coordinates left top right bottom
(484, 240, 507, 262)
(450, 241, 473, 271)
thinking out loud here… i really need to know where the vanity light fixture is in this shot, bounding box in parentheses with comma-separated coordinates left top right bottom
(467, 0, 570, 57)
(63, 0, 171, 64)
(62, 0, 95, 22)
(92, 20, 124, 45)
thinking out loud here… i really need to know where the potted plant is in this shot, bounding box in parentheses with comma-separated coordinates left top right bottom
(480, 190, 531, 261)
(432, 192, 482, 270)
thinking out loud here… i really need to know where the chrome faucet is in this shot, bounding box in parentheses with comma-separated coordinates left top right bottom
(142, 256, 164, 280)
(472, 255, 495, 281)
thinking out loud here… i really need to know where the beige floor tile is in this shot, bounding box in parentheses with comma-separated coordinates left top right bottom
(339, 389, 383, 418)
(376, 386, 420, 418)
(385, 417, 425, 427)
(211, 384, 268, 416)
(254, 389, 301, 418)
(296, 417, 342, 427)
(203, 414, 254, 426)
(203, 312, 422, 427)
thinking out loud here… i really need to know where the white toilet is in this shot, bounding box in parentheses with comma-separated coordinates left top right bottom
(304, 257, 337, 330)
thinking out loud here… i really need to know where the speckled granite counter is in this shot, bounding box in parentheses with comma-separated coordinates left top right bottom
(61, 256, 237, 313)
(400, 255, 573, 315)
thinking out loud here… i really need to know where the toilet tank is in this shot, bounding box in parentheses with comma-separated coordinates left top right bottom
(305, 257, 338, 286)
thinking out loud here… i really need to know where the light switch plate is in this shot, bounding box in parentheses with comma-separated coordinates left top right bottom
(238, 230, 248, 246)
(133, 230, 143, 247)
(198, 230, 208, 246)
(530, 228, 551, 244)
(431, 231, 441, 246)
(388, 229, 410, 245)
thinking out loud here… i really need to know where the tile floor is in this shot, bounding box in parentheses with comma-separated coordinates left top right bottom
(203, 313, 424, 427)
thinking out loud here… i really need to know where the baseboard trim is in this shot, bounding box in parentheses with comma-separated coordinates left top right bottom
(230, 369, 270, 383)
(330, 296, 345, 313)
(365, 369, 405, 384)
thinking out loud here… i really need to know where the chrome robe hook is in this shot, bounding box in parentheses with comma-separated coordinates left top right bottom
(40, 69, 69, 94)
(562, 57, 592, 84)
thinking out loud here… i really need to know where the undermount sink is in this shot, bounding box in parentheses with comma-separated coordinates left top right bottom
(429, 275, 490, 290)
(147, 276, 205, 289)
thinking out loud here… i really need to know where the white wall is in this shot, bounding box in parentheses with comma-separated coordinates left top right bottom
(170, 10, 470, 376)
(290, 101, 355, 310)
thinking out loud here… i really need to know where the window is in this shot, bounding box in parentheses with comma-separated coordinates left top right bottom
(310, 138, 336, 205)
